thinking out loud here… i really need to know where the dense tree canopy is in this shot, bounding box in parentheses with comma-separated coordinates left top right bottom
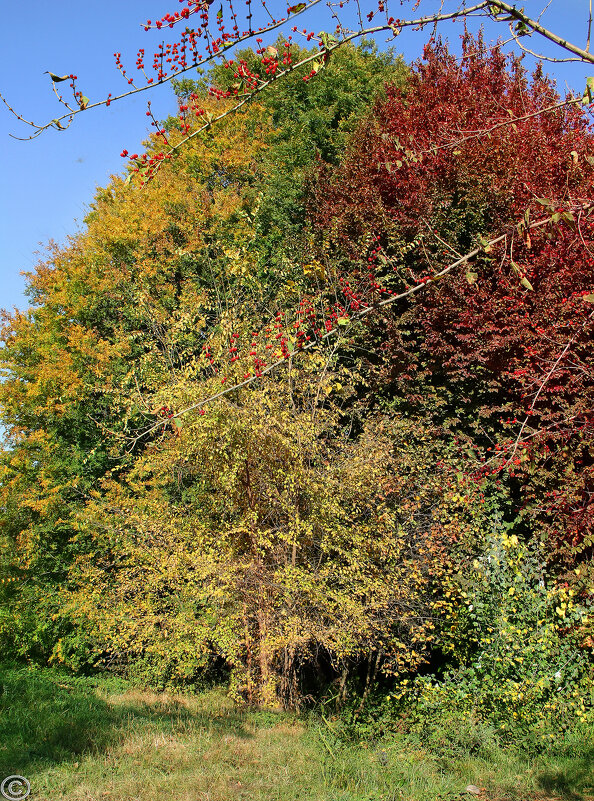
(312, 35, 594, 566)
(1, 36, 593, 733)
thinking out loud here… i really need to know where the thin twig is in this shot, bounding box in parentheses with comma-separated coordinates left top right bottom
(502, 308, 594, 469)
(488, 0, 594, 64)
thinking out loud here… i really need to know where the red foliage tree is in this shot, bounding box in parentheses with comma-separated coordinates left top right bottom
(311, 34, 594, 568)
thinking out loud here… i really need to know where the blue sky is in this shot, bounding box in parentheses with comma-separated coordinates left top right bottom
(1, 1, 592, 316)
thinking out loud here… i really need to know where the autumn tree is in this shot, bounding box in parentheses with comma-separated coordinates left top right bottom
(1, 1, 593, 714)
(310, 35, 594, 576)
(2, 45, 445, 703)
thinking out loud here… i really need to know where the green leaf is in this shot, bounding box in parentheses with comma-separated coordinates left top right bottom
(80, 95, 90, 109)
(582, 77, 594, 105)
(287, 2, 306, 13)
(46, 72, 69, 82)
(582, 293, 594, 303)
(465, 270, 478, 285)
(515, 20, 529, 35)
(172, 417, 183, 429)
(319, 32, 338, 49)
(337, 317, 350, 326)
(511, 261, 533, 290)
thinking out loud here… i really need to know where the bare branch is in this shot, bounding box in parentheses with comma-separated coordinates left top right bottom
(488, 0, 594, 65)
(3, 1, 490, 143)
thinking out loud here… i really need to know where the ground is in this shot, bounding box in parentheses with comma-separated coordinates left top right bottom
(0, 664, 592, 801)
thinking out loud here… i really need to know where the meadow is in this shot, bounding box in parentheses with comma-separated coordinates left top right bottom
(1, 663, 592, 801)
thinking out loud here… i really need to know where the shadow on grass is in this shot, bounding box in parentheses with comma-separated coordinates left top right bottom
(0, 662, 253, 778)
(535, 744, 594, 801)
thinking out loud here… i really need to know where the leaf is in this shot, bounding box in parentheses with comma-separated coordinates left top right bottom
(216, 4, 223, 21)
(46, 71, 69, 82)
(586, 155, 594, 167)
(511, 261, 533, 290)
(287, 2, 306, 13)
(514, 20, 529, 35)
(582, 293, 594, 303)
(570, 150, 579, 165)
(265, 46, 278, 57)
(582, 77, 594, 105)
(337, 317, 350, 326)
(80, 95, 90, 110)
(312, 61, 322, 74)
(465, 270, 478, 285)
(478, 235, 493, 254)
(319, 32, 338, 49)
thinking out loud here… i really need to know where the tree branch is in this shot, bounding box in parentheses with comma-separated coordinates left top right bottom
(127, 202, 592, 448)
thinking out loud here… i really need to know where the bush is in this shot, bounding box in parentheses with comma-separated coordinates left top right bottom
(387, 530, 594, 752)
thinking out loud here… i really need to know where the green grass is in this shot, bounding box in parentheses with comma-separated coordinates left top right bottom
(0, 663, 592, 801)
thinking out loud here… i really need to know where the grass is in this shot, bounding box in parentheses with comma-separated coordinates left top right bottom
(0, 663, 593, 801)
